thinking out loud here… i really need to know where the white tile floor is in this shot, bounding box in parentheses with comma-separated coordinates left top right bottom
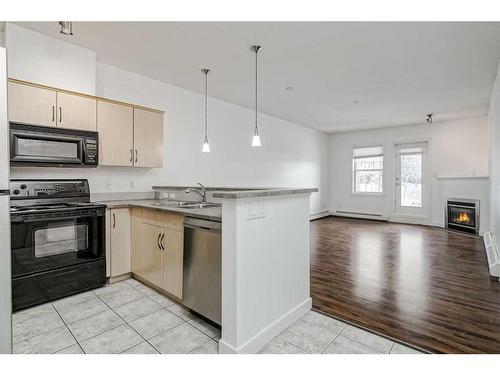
(13, 278, 423, 354)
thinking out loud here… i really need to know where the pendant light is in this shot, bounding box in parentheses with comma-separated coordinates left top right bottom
(201, 68, 211, 153)
(251, 45, 262, 147)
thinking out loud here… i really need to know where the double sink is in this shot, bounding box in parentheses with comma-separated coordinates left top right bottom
(151, 200, 221, 209)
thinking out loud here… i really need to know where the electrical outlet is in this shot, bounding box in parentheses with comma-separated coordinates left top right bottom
(247, 201, 266, 220)
(163, 192, 169, 198)
(105, 180, 111, 191)
(170, 192, 176, 199)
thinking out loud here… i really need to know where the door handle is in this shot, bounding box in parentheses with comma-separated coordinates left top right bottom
(112, 212, 116, 228)
(52, 106, 55, 122)
(160, 233, 165, 251)
(157, 233, 161, 250)
(59, 107, 62, 123)
(130, 149, 133, 163)
(135, 149, 138, 163)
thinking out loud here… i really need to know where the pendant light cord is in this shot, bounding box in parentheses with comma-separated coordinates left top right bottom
(205, 71, 208, 139)
(254, 48, 258, 134)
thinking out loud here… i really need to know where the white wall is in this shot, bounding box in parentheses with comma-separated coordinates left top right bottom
(6, 23, 96, 95)
(7, 25, 329, 216)
(221, 194, 311, 353)
(488, 61, 500, 238)
(329, 116, 490, 232)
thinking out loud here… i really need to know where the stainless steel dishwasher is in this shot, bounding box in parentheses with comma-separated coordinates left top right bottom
(183, 217, 221, 325)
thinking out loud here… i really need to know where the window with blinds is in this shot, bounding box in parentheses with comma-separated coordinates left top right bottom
(352, 145, 384, 194)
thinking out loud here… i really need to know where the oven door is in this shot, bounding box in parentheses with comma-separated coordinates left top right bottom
(10, 127, 84, 165)
(11, 209, 105, 279)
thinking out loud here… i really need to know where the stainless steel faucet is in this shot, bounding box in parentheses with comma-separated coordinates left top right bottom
(185, 183, 208, 202)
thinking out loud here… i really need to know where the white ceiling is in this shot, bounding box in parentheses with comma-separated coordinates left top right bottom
(15, 22, 500, 133)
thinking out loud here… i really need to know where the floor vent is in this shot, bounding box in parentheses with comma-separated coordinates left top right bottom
(483, 232, 500, 279)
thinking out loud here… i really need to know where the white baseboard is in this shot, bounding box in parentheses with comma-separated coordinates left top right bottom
(310, 211, 330, 220)
(218, 297, 312, 354)
(388, 214, 432, 226)
(332, 210, 387, 221)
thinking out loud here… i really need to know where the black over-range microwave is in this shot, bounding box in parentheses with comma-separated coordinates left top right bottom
(10, 122, 98, 167)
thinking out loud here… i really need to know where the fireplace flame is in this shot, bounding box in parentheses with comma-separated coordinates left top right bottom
(455, 211, 471, 224)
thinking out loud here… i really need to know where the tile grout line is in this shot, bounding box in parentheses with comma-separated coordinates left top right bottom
(49, 302, 85, 354)
(95, 282, 201, 354)
(334, 335, 386, 354)
(321, 322, 349, 354)
(312, 307, 422, 352)
(187, 337, 216, 354)
(124, 280, 217, 353)
(92, 287, 154, 353)
(389, 341, 396, 354)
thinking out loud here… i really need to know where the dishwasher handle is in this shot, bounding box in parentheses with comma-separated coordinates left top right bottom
(184, 217, 221, 233)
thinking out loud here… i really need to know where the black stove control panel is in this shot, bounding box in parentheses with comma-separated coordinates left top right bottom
(10, 180, 90, 199)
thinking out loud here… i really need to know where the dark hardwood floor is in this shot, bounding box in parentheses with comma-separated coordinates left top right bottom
(310, 216, 500, 353)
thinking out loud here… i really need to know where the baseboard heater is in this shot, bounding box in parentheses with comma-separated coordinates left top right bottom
(334, 210, 386, 220)
(483, 232, 500, 279)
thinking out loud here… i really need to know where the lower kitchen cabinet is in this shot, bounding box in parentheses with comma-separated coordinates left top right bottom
(162, 227, 184, 298)
(107, 208, 131, 278)
(130, 207, 143, 277)
(141, 221, 164, 287)
(129, 208, 184, 299)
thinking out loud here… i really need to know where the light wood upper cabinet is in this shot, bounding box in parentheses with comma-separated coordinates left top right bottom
(141, 221, 164, 287)
(97, 100, 134, 166)
(133, 108, 164, 168)
(56, 92, 97, 131)
(162, 227, 184, 298)
(8, 82, 57, 127)
(8, 80, 164, 169)
(109, 208, 131, 278)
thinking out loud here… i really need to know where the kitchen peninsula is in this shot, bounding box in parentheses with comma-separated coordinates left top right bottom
(100, 186, 317, 353)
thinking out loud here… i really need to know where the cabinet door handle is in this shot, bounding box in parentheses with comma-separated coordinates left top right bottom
(157, 233, 162, 250)
(130, 149, 133, 163)
(160, 233, 165, 251)
(112, 212, 116, 228)
(52, 106, 55, 122)
(59, 107, 62, 123)
(135, 149, 138, 163)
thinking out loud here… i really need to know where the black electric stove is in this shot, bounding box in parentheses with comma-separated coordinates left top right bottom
(10, 179, 106, 311)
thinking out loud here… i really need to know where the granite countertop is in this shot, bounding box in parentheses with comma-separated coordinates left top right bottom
(153, 186, 318, 199)
(211, 188, 318, 199)
(96, 199, 222, 222)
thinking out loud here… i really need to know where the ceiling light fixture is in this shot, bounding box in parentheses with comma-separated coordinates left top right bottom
(58, 22, 73, 36)
(426, 113, 433, 125)
(201, 68, 211, 153)
(251, 45, 262, 147)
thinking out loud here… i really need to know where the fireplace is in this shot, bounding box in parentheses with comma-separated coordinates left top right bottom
(445, 198, 479, 235)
